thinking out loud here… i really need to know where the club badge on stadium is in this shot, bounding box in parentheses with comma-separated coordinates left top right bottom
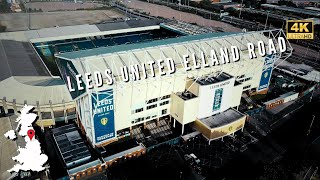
(100, 118, 108, 126)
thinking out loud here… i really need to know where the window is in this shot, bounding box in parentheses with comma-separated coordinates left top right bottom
(243, 85, 251, 90)
(135, 108, 143, 113)
(162, 109, 167, 115)
(133, 117, 144, 124)
(132, 107, 143, 114)
(147, 98, 158, 104)
(237, 74, 245, 79)
(161, 94, 170, 100)
(160, 100, 169, 106)
(147, 104, 157, 110)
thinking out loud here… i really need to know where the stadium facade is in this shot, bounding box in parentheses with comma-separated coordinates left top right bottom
(0, 24, 293, 146)
(50, 25, 292, 147)
(0, 21, 294, 179)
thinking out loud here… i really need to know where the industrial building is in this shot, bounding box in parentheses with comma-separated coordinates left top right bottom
(261, 4, 320, 18)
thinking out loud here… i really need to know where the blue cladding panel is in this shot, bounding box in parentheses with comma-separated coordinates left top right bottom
(91, 89, 116, 144)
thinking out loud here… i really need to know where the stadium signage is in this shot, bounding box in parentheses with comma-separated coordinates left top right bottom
(66, 37, 287, 93)
(91, 89, 115, 144)
(258, 54, 275, 91)
(210, 80, 230, 89)
(213, 88, 223, 112)
(266, 99, 284, 109)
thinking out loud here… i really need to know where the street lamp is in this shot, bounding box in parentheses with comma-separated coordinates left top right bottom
(264, 11, 269, 31)
(238, 0, 244, 19)
(307, 115, 315, 136)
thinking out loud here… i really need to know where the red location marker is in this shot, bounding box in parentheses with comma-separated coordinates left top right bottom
(27, 129, 35, 140)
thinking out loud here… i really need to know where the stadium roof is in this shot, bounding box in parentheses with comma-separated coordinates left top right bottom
(96, 19, 164, 31)
(56, 30, 282, 85)
(0, 24, 100, 42)
(0, 40, 50, 81)
(0, 77, 72, 105)
(0, 38, 73, 106)
(0, 19, 164, 42)
(197, 72, 233, 85)
(57, 32, 236, 60)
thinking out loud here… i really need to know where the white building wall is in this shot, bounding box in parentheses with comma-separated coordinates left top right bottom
(170, 93, 199, 125)
(230, 84, 243, 108)
(77, 94, 94, 143)
(197, 77, 235, 119)
(77, 49, 272, 145)
(114, 87, 132, 131)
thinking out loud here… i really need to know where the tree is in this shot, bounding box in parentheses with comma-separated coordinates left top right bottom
(278, 0, 297, 7)
(0, 0, 10, 13)
(199, 0, 213, 11)
(225, 7, 237, 16)
(20, 2, 26, 12)
(0, 24, 6, 32)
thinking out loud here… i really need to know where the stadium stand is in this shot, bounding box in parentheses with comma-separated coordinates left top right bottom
(33, 26, 184, 76)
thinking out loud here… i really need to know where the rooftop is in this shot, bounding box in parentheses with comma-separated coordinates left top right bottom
(176, 91, 197, 101)
(305, 7, 320, 12)
(0, 40, 50, 81)
(261, 4, 320, 16)
(0, 24, 101, 42)
(263, 91, 298, 105)
(52, 124, 92, 169)
(197, 72, 233, 86)
(199, 108, 245, 129)
(68, 159, 102, 176)
(103, 144, 145, 162)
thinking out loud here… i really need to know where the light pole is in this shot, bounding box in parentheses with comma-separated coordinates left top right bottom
(307, 115, 315, 136)
(238, 0, 244, 19)
(264, 11, 269, 31)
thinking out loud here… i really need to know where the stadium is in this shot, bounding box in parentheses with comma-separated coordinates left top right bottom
(0, 19, 293, 179)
